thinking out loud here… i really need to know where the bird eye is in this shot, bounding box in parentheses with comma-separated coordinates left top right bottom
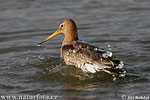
(60, 24, 64, 27)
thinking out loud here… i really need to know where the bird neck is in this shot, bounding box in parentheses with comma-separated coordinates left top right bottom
(62, 31, 78, 46)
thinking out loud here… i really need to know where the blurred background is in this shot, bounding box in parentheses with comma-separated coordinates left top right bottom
(0, 0, 150, 100)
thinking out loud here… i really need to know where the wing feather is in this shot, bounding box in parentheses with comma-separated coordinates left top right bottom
(62, 40, 114, 68)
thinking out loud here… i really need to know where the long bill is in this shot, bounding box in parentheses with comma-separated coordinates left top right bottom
(38, 29, 61, 45)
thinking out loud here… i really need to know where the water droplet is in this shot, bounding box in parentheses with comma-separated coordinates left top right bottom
(38, 55, 44, 59)
(113, 76, 117, 81)
(107, 44, 112, 51)
(26, 57, 29, 60)
(94, 48, 98, 51)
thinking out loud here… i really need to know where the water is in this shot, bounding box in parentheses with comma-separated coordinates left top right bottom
(0, 0, 150, 100)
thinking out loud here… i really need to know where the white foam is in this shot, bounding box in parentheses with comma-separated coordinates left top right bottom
(102, 51, 112, 58)
(116, 61, 124, 69)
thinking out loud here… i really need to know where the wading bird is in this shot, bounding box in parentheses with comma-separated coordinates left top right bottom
(39, 19, 126, 76)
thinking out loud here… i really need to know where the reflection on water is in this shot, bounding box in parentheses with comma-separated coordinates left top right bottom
(62, 84, 97, 99)
(0, 0, 150, 99)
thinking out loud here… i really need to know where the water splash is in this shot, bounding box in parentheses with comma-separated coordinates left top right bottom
(37, 44, 41, 47)
(116, 61, 124, 69)
(94, 48, 105, 52)
(94, 48, 98, 51)
(119, 71, 126, 77)
(102, 51, 112, 58)
(38, 55, 44, 59)
(107, 44, 112, 51)
(106, 51, 112, 57)
(113, 76, 117, 82)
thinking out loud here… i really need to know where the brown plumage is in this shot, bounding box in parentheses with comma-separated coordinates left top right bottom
(39, 19, 126, 76)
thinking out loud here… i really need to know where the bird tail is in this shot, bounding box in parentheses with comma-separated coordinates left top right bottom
(105, 59, 126, 77)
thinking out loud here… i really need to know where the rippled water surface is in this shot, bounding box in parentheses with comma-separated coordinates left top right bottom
(0, 0, 150, 100)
